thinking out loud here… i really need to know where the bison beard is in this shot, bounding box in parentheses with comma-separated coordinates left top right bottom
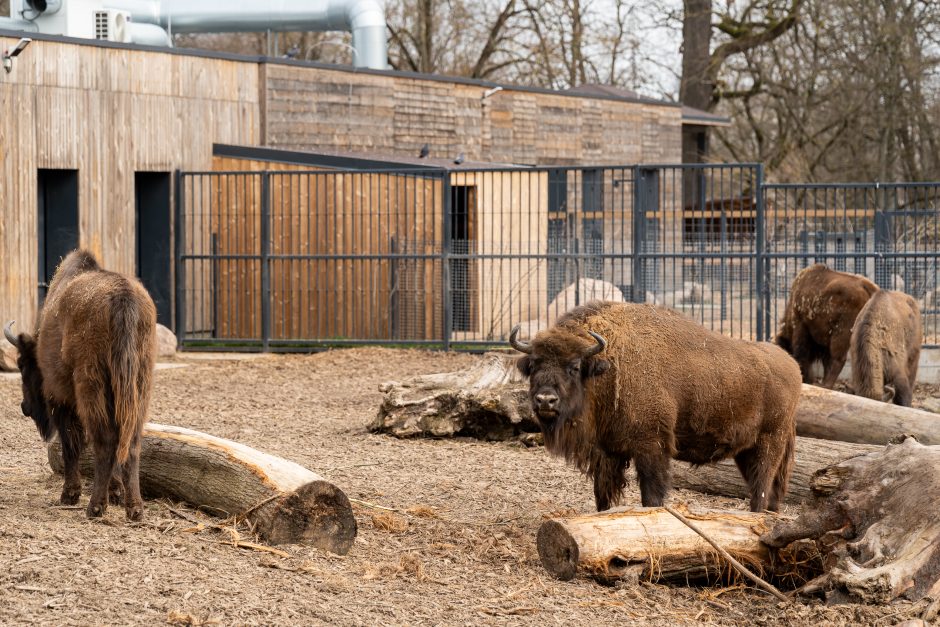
(850, 290, 922, 407)
(5, 249, 156, 521)
(510, 301, 801, 513)
(775, 263, 878, 388)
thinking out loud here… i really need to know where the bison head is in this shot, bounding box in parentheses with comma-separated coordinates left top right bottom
(4, 321, 53, 440)
(509, 325, 610, 435)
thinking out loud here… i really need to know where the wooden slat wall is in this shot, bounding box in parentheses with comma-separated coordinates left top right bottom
(263, 65, 683, 168)
(0, 37, 260, 331)
(207, 156, 443, 341)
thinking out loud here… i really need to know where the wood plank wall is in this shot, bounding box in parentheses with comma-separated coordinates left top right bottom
(0, 36, 260, 331)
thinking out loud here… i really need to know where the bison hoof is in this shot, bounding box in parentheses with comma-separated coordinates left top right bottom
(86, 503, 105, 518)
(125, 504, 143, 521)
(60, 489, 81, 506)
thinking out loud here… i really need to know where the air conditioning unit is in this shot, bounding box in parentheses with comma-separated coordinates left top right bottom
(94, 9, 132, 42)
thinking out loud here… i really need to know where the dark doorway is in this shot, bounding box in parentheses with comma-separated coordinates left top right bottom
(135, 172, 172, 327)
(37, 169, 80, 306)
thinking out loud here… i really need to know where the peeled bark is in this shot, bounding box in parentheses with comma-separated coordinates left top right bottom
(763, 437, 940, 608)
(537, 505, 787, 582)
(47, 423, 357, 555)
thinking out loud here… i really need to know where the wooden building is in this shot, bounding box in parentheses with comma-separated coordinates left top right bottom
(0, 29, 689, 336)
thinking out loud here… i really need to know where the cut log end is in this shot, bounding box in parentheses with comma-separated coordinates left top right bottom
(256, 480, 357, 553)
(536, 519, 581, 581)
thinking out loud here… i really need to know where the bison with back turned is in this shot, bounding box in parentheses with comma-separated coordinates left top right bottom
(775, 263, 878, 387)
(850, 290, 922, 406)
(5, 249, 156, 520)
(509, 301, 801, 513)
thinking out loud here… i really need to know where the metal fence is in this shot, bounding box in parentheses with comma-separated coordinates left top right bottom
(175, 165, 940, 350)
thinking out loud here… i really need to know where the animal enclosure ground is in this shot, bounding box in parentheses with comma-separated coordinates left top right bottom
(0, 348, 935, 625)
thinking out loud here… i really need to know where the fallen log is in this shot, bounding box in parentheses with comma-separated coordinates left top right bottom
(763, 437, 940, 610)
(796, 384, 940, 445)
(672, 437, 877, 506)
(537, 505, 819, 585)
(47, 423, 357, 555)
(373, 353, 940, 448)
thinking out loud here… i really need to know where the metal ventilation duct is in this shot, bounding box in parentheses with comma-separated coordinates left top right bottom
(114, 0, 387, 68)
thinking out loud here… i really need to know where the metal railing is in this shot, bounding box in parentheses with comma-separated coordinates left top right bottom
(175, 165, 940, 350)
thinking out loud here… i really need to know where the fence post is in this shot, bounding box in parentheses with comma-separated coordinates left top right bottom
(441, 172, 452, 351)
(260, 172, 271, 351)
(755, 164, 766, 342)
(632, 167, 658, 303)
(174, 170, 186, 349)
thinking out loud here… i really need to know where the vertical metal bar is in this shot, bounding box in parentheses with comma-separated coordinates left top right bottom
(174, 170, 186, 348)
(260, 173, 271, 351)
(442, 171, 452, 351)
(755, 165, 766, 341)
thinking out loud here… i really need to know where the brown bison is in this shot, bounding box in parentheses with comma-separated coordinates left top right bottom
(775, 264, 878, 388)
(5, 249, 157, 520)
(850, 290, 922, 406)
(509, 301, 801, 512)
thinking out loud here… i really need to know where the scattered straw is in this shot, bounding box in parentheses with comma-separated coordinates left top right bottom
(371, 512, 409, 533)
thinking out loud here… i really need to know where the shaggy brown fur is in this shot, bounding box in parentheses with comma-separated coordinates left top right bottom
(7, 250, 157, 520)
(850, 290, 922, 407)
(511, 301, 801, 512)
(775, 264, 879, 388)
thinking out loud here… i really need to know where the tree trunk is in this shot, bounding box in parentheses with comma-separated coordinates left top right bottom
(671, 437, 877, 505)
(796, 384, 940, 445)
(47, 423, 357, 555)
(680, 0, 713, 111)
(537, 505, 784, 582)
(763, 437, 940, 609)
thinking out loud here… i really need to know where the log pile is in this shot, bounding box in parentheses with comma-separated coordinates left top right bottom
(48, 423, 357, 555)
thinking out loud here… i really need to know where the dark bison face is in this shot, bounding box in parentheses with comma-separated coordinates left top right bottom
(509, 325, 610, 432)
(4, 322, 52, 439)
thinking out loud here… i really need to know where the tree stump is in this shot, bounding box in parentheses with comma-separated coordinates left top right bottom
(762, 437, 940, 609)
(47, 423, 357, 555)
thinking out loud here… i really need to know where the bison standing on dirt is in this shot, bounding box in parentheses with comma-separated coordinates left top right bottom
(5, 250, 157, 520)
(509, 301, 801, 513)
(775, 263, 878, 388)
(850, 290, 922, 406)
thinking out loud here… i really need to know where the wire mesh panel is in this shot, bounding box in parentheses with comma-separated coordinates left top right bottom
(762, 183, 940, 345)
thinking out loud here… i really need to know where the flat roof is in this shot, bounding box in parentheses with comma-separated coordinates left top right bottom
(0, 28, 683, 110)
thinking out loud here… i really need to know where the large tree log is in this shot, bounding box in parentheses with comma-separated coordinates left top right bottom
(537, 506, 785, 582)
(796, 385, 940, 445)
(373, 353, 940, 447)
(671, 437, 877, 506)
(47, 423, 357, 555)
(763, 437, 940, 610)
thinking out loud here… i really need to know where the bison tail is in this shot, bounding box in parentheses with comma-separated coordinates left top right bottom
(109, 290, 154, 464)
(849, 323, 883, 401)
(773, 427, 796, 507)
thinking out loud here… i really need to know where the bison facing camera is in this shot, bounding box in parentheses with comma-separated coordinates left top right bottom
(23, 0, 62, 14)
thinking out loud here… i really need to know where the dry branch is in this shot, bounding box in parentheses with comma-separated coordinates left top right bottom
(47, 423, 357, 554)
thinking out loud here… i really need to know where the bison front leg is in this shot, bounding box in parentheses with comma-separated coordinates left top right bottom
(55, 408, 85, 506)
(590, 453, 629, 512)
(634, 452, 671, 507)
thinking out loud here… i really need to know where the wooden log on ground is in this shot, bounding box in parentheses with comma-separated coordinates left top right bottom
(47, 423, 357, 555)
(671, 437, 878, 506)
(763, 437, 940, 610)
(796, 384, 940, 445)
(537, 505, 817, 584)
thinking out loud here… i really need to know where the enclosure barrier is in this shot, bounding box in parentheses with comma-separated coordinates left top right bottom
(175, 165, 940, 350)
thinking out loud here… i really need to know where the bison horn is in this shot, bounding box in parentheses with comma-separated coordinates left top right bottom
(582, 330, 607, 357)
(508, 325, 533, 354)
(3, 320, 17, 347)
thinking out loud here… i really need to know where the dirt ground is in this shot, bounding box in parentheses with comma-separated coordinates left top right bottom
(0, 348, 935, 626)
